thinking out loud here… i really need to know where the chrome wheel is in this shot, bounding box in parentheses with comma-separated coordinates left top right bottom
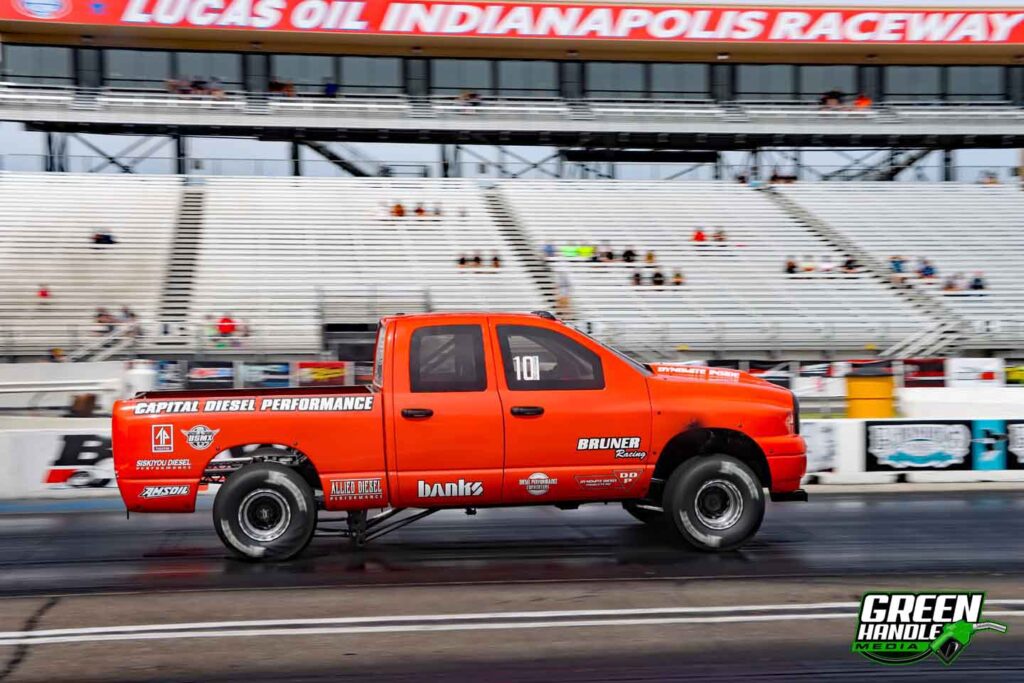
(694, 479, 744, 531)
(238, 489, 291, 542)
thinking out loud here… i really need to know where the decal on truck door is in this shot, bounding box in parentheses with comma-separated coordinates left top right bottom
(576, 436, 647, 460)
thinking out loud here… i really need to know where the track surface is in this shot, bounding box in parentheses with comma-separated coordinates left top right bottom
(0, 491, 1022, 681)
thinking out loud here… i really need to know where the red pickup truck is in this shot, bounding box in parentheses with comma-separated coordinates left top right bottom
(113, 312, 806, 560)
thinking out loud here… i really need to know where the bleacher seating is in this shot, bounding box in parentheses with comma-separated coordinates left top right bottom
(0, 172, 181, 354)
(778, 183, 1024, 348)
(191, 177, 544, 352)
(499, 180, 929, 353)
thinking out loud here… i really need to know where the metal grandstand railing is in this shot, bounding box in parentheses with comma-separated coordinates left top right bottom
(2, 81, 1022, 124)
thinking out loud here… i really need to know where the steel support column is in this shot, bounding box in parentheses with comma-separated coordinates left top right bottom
(291, 141, 302, 177)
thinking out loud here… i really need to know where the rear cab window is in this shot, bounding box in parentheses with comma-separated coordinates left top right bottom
(409, 324, 487, 393)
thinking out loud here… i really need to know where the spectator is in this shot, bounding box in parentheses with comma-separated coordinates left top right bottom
(918, 259, 937, 279)
(651, 270, 665, 287)
(190, 76, 208, 95)
(560, 243, 581, 258)
(120, 306, 140, 337)
(92, 231, 117, 246)
(471, 252, 483, 267)
(600, 245, 615, 262)
(209, 77, 225, 99)
(784, 258, 798, 275)
(48, 347, 66, 363)
(889, 255, 905, 273)
(645, 250, 656, 265)
(842, 257, 859, 273)
(37, 284, 50, 306)
(491, 254, 501, 268)
(692, 228, 706, 243)
(578, 244, 596, 260)
(457, 254, 467, 268)
(712, 227, 727, 243)
(672, 270, 685, 286)
(801, 256, 817, 273)
(622, 247, 637, 263)
(218, 313, 237, 338)
(390, 202, 406, 217)
(414, 203, 427, 217)
(820, 87, 844, 108)
(970, 272, 987, 291)
(952, 273, 968, 291)
(542, 243, 556, 258)
(854, 92, 872, 109)
(432, 204, 443, 217)
(631, 271, 642, 286)
(819, 255, 837, 273)
(942, 276, 960, 292)
(96, 307, 116, 334)
(978, 171, 1000, 186)
(323, 78, 339, 98)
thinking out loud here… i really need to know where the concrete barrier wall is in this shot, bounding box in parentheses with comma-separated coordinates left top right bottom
(2, 415, 1023, 499)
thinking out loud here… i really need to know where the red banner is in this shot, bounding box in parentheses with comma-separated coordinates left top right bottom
(3, 1, 1024, 44)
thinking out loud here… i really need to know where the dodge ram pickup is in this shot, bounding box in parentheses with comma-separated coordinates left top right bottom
(113, 312, 806, 560)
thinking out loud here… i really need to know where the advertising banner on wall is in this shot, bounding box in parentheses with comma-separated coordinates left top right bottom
(865, 420, 973, 471)
(296, 361, 350, 387)
(2, 2, 1022, 45)
(156, 360, 187, 390)
(902, 358, 946, 388)
(945, 357, 1006, 387)
(186, 361, 235, 390)
(242, 362, 291, 388)
(0, 423, 116, 499)
(802, 420, 836, 473)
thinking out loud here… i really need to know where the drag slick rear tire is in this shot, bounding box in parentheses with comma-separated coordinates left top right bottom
(214, 462, 316, 561)
(662, 454, 765, 552)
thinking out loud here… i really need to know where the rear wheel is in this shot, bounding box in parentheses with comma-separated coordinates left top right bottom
(662, 454, 765, 552)
(213, 462, 316, 561)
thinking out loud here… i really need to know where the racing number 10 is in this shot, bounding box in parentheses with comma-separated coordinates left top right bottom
(513, 355, 541, 382)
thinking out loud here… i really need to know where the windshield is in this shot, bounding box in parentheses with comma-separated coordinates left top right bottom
(568, 324, 653, 376)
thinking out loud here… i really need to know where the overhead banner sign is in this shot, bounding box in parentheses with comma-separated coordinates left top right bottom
(3, 1, 1023, 44)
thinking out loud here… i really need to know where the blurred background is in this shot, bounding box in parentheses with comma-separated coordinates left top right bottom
(1, 0, 1024, 680)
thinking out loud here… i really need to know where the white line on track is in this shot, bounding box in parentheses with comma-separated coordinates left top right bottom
(0, 600, 1021, 647)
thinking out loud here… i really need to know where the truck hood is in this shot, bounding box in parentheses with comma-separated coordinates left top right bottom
(648, 363, 773, 388)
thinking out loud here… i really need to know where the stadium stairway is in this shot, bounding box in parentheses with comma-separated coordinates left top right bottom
(763, 187, 968, 358)
(153, 186, 206, 349)
(482, 188, 559, 310)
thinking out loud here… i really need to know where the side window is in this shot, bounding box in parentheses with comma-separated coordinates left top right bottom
(409, 325, 487, 393)
(497, 325, 605, 391)
(372, 325, 386, 388)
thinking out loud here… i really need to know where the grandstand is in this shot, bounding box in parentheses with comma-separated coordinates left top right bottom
(500, 180, 929, 355)
(1, 2, 1024, 363)
(8, 171, 1022, 361)
(779, 183, 1024, 351)
(0, 173, 180, 356)
(190, 176, 544, 352)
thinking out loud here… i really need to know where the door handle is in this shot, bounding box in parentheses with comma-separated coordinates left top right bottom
(511, 406, 544, 417)
(401, 408, 434, 419)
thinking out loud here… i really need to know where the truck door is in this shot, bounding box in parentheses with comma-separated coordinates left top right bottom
(391, 320, 505, 507)
(490, 322, 653, 503)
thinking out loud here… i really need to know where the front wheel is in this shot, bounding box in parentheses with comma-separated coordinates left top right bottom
(213, 462, 316, 561)
(662, 454, 765, 552)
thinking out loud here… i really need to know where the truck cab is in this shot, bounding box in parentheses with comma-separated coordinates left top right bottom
(113, 312, 806, 560)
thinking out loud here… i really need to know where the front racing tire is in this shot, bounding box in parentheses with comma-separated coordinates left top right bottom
(662, 454, 765, 552)
(213, 462, 316, 561)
